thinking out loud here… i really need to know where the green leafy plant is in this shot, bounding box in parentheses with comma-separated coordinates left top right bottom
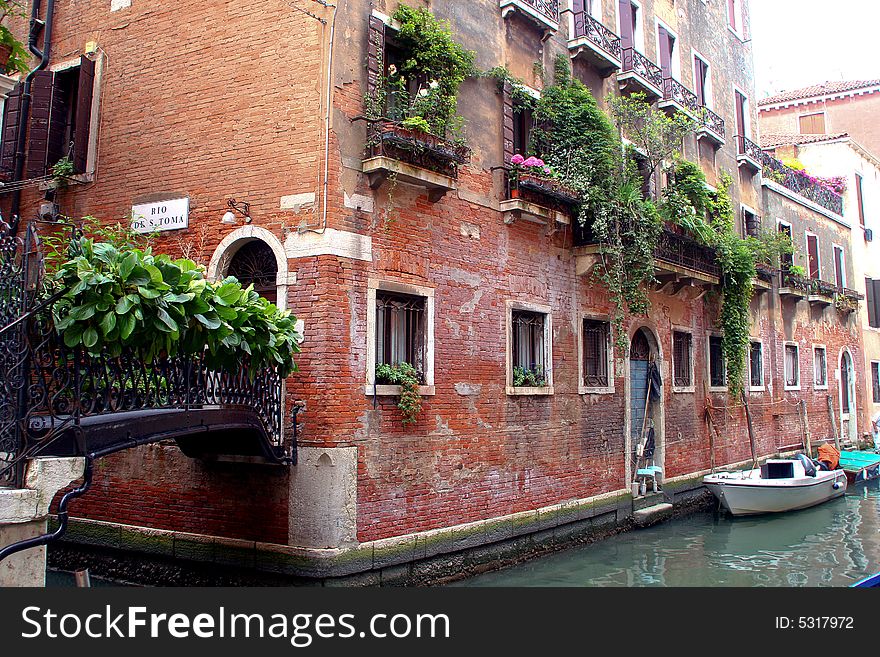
(0, 1, 30, 75)
(788, 264, 806, 277)
(50, 156, 76, 187)
(49, 231, 302, 377)
(513, 366, 546, 388)
(375, 362, 423, 426)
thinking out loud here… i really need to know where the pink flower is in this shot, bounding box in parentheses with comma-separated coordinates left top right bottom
(511, 154, 525, 165)
(523, 156, 542, 167)
(543, 166, 552, 174)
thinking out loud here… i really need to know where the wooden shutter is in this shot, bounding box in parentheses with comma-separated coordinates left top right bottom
(694, 57, 705, 106)
(806, 234, 820, 279)
(856, 174, 865, 226)
(502, 81, 515, 163)
(619, 0, 633, 49)
(834, 246, 845, 289)
(798, 112, 825, 134)
(867, 278, 877, 328)
(728, 0, 738, 30)
(367, 16, 386, 101)
(0, 83, 22, 175)
(27, 70, 55, 179)
(73, 55, 96, 173)
(735, 90, 746, 139)
(873, 280, 880, 328)
(658, 26, 672, 79)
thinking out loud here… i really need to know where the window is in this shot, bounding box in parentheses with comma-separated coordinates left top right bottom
(734, 89, 750, 141)
(619, 0, 644, 53)
(693, 53, 712, 107)
(673, 330, 692, 389)
(806, 232, 820, 280)
(833, 245, 846, 290)
(727, 0, 743, 36)
(657, 22, 680, 80)
(867, 278, 880, 328)
(365, 281, 435, 395)
(708, 335, 726, 389)
(778, 221, 794, 271)
(1, 55, 99, 177)
(799, 112, 826, 134)
(507, 301, 553, 394)
(513, 100, 534, 157)
(784, 343, 800, 389)
(742, 207, 760, 237)
(582, 318, 611, 390)
(749, 341, 764, 389)
(813, 346, 828, 388)
(873, 362, 880, 403)
(856, 173, 865, 227)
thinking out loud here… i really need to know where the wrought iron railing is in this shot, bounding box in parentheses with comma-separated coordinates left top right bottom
(698, 106, 725, 141)
(761, 155, 844, 216)
(755, 263, 775, 284)
(0, 223, 288, 488)
(654, 228, 720, 278)
(662, 77, 700, 115)
(367, 120, 470, 178)
(808, 278, 837, 298)
(736, 135, 763, 165)
(513, 0, 560, 23)
(571, 11, 621, 60)
(620, 48, 664, 92)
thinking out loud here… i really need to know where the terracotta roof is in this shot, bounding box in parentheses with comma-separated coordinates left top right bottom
(760, 132, 849, 149)
(758, 80, 880, 106)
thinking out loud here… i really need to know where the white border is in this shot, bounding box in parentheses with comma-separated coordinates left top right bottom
(706, 333, 727, 392)
(671, 328, 695, 393)
(813, 344, 829, 390)
(578, 314, 615, 395)
(506, 300, 554, 396)
(784, 341, 801, 391)
(748, 339, 765, 392)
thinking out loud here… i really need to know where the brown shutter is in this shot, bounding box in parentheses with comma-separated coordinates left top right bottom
(27, 70, 55, 179)
(74, 55, 96, 173)
(619, 0, 633, 49)
(728, 0, 737, 30)
(807, 234, 820, 280)
(0, 83, 22, 176)
(367, 16, 386, 101)
(658, 26, 672, 79)
(856, 173, 865, 226)
(502, 81, 514, 163)
(874, 280, 880, 328)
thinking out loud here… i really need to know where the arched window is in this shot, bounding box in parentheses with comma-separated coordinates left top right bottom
(226, 240, 278, 304)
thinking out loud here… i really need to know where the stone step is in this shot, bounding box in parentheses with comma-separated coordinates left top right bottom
(633, 503, 674, 528)
(632, 491, 666, 511)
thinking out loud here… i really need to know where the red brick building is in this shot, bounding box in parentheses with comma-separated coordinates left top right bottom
(0, 0, 865, 583)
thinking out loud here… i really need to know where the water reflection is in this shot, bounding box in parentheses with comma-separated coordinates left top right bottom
(456, 480, 880, 587)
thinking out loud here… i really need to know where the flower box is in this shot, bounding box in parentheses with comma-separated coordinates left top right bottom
(371, 121, 470, 177)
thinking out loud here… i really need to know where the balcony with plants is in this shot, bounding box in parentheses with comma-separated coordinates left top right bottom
(779, 264, 811, 299)
(835, 288, 863, 314)
(761, 156, 845, 216)
(500, 0, 560, 35)
(501, 154, 582, 226)
(736, 135, 763, 173)
(567, 6, 621, 74)
(361, 6, 475, 202)
(807, 277, 838, 306)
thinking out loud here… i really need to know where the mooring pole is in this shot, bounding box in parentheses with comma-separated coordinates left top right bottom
(741, 391, 758, 468)
(826, 395, 840, 451)
(799, 399, 812, 457)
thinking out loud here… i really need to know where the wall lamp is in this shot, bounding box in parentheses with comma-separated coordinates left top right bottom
(221, 199, 252, 225)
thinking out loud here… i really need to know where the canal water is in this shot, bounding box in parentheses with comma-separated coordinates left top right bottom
(456, 479, 880, 587)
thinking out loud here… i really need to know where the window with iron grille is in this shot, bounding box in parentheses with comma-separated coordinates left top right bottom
(749, 341, 763, 388)
(873, 362, 880, 403)
(673, 331, 692, 388)
(785, 343, 800, 388)
(376, 291, 426, 383)
(813, 346, 827, 388)
(583, 319, 610, 388)
(512, 310, 546, 381)
(708, 335, 726, 388)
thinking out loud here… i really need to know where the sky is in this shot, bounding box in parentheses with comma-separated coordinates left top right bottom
(750, 0, 880, 99)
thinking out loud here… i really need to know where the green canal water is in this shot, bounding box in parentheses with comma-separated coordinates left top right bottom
(456, 479, 880, 587)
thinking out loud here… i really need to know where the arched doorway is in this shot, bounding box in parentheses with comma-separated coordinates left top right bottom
(227, 240, 279, 304)
(840, 350, 856, 443)
(627, 327, 664, 486)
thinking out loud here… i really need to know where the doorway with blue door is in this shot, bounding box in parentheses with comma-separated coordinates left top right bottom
(627, 327, 664, 488)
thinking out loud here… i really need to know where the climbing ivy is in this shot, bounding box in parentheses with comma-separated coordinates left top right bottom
(375, 362, 423, 426)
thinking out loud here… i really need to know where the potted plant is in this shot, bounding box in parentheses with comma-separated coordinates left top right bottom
(508, 154, 580, 204)
(0, 2, 30, 75)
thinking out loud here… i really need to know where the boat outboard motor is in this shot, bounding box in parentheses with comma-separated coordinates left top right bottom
(797, 453, 817, 477)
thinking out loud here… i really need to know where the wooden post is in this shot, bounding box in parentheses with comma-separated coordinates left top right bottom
(741, 391, 757, 467)
(74, 569, 91, 588)
(827, 395, 840, 451)
(799, 399, 812, 457)
(704, 398, 718, 473)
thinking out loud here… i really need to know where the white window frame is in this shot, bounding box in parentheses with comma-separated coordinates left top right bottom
(813, 344, 829, 390)
(706, 332, 727, 392)
(617, 0, 645, 54)
(804, 230, 821, 280)
(655, 18, 681, 80)
(506, 300, 554, 396)
(691, 49, 713, 108)
(579, 313, 614, 395)
(741, 203, 760, 236)
(728, 0, 745, 40)
(748, 339, 765, 392)
(784, 341, 801, 391)
(365, 279, 435, 397)
(671, 327, 695, 393)
(832, 243, 847, 289)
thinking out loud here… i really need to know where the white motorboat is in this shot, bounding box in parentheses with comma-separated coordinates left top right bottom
(703, 456, 847, 516)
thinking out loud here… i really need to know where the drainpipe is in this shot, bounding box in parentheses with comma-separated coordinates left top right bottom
(9, 0, 56, 229)
(0, 456, 93, 565)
